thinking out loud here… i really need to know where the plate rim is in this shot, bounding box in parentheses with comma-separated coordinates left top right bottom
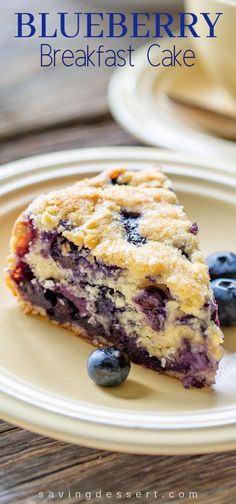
(1, 146, 236, 454)
(2, 389, 236, 455)
(1, 146, 236, 180)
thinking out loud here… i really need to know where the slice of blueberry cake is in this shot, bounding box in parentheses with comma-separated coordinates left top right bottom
(6, 167, 223, 388)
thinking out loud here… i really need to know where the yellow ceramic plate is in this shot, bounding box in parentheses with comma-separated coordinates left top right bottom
(0, 147, 236, 455)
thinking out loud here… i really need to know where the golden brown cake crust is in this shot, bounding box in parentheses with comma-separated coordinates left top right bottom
(9, 167, 210, 314)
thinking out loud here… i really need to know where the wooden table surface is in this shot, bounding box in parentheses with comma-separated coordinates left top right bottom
(1, 2, 236, 503)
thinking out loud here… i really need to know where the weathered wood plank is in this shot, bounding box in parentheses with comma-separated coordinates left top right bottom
(0, 119, 138, 165)
(1, 420, 236, 504)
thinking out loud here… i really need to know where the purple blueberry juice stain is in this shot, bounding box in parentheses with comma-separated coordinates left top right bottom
(51, 236, 79, 270)
(134, 286, 168, 332)
(175, 315, 195, 326)
(95, 287, 115, 317)
(49, 232, 122, 282)
(204, 300, 220, 327)
(171, 339, 211, 372)
(13, 262, 215, 388)
(57, 284, 88, 316)
(12, 226, 217, 388)
(120, 210, 147, 246)
(208, 300, 220, 326)
(174, 314, 208, 336)
(93, 255, 122, 280)
(40, 230, 57, 258)
(18, 275, 56, 312)
(168, 338, 215, 388)
(189, 223, 199, 235)
(210, 302, 220, 327)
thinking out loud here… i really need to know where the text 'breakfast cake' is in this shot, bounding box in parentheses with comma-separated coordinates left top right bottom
(6, 167, 224, 388)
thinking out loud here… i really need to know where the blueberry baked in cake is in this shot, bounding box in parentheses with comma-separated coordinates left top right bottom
(6, 167, 224, 388)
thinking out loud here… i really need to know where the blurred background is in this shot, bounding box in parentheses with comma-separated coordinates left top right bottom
(0, 0, 184, 164)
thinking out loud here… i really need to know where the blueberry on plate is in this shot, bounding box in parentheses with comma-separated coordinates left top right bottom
(211, 278, 236, 326)
(87, 347, 130, 387)
(207, 252, 236, 280)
